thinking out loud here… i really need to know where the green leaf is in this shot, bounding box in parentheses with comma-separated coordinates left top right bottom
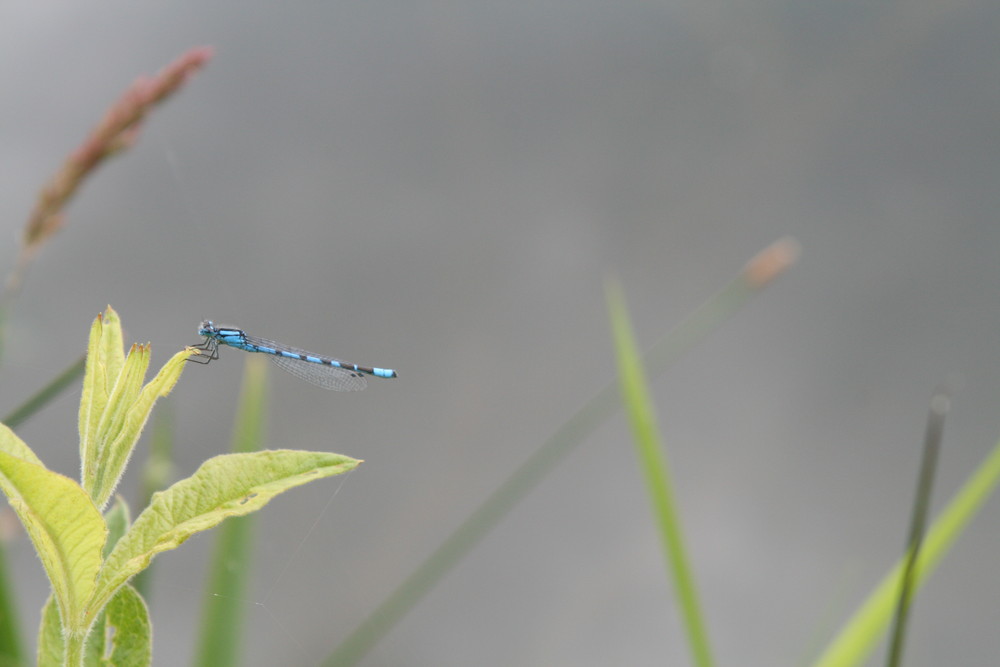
(607, 279, 714, 667)
(88, 585, 151, 667)
(37, 595, 63, 667)
(86, 343, 150, 506)
(79, 308, 124, 469)
(80, 583, 151, 667)
(84, 343, 191, 510)
(78, 306, 192, 509)
(194, 355, 268, 667)
(0, 452, 106, 635)
(90, 450, 361, 625)
(99, 348, 188, 491)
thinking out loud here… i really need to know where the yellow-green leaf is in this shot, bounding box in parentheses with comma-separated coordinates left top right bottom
(98, 349, 190, 495)
(89, 450, 360, 623)
(86, 344, 150, 505)
(84, 343, 191, 510)
(0, 452, 105, 633)
(79, 307, 124, 465)
(89, 584, 151, 667)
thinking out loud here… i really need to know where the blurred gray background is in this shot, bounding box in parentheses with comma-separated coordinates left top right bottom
(2, 1, 999, 665)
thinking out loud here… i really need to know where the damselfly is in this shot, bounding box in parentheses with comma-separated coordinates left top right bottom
(189, 320, 397, 391)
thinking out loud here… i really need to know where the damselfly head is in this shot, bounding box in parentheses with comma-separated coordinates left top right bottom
(198, 320, 216, 336)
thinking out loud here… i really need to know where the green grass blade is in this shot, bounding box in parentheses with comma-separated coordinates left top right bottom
(323, 239, 798, 667)
(607, 278, 714, 667)
(2, 355, 86, 430)
(812, 428, 1000, 667)
(193, 355, 268, 667)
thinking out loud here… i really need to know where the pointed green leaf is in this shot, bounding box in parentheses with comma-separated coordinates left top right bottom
(98, 349, 189, 495)
(87, 347, 191, 510)
(37, 595, 63, 667)
(135, 347, 190, 405)
(90, 450, 360, 622)
(86, 344, 150, 505)
(0, 452, 106, 634)
(79, 308, 125, 467)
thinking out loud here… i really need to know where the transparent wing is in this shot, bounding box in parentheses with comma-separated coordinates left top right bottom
(267, 354, 368, 391)
(242, 334, 374, 391)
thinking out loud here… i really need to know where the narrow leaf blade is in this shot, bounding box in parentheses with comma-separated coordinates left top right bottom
(607, 279, 715, 667)
(79, 308, 124, 466)
(90, 347, 190, 509)
(87, 344, 150, 505)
